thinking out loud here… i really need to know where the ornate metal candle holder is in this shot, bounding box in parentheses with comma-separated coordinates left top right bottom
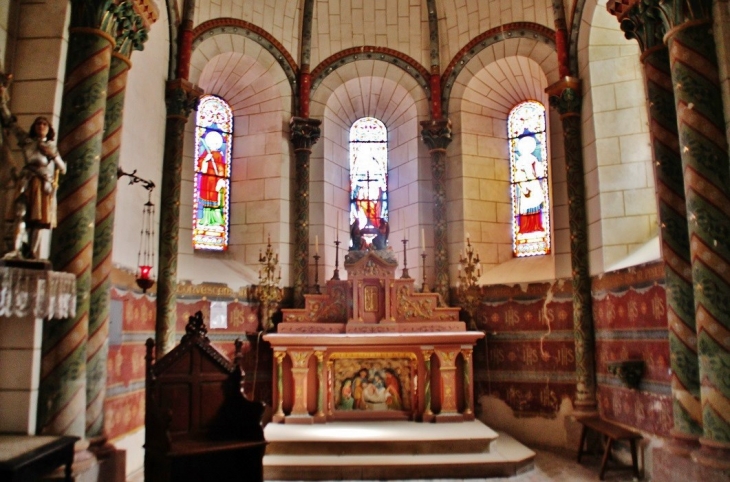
(256, 235, 282, 332)
(457, 236, 482, 330)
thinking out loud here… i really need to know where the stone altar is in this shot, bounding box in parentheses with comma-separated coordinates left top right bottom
(264, 250, 483, 424)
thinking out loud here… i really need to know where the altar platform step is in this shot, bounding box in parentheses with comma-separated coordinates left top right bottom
(263, 421, 535, 480)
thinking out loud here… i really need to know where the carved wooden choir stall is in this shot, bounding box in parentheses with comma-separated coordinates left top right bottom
(265, 250, 484, 423)
(144, 312, 267, 482)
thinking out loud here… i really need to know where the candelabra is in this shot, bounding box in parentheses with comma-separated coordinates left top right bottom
(457, 236, 482, 330)
(256, 235, 282, 332)
(312, 253, 321, 294)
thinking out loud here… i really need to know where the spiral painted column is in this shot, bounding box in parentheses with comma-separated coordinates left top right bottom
(155, 79, 202, 356)
(42, 23, 115, 436)
(290, 117, 321, 308)
(420, 119, 452, 304)
(665, 19, 730, 465)
(546, 78, 597, 415)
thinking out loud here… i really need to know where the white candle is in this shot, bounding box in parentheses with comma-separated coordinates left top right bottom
(336, 216, 339, 241)
(466, 232, 470, 242)
(421, 228, 426, 253)
(315, 235, 319, 254)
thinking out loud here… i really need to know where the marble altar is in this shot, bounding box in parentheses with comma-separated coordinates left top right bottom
(264, 250, 483, 424)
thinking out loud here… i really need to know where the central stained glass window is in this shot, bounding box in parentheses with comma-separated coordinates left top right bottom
(193, 95, 232, 251)
(349, 117, 388, 247)
(509, 101, 550, 257)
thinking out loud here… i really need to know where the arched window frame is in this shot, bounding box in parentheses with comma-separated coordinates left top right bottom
(193, 94, 233, 251)
(349, 117, 388, 247)
(508, 101, 551, 257)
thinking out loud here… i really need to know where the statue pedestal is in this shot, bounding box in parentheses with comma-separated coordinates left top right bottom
(0, 266, 75, 434)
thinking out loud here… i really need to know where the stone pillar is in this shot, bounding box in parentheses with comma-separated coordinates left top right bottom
(87, 3, 151, 439)
(615, 3, 702, 451)
(421, 348, 434, 421)
(434, 348, 462, 421)
(155, 79, 202, 356)
(420, 119, 452, 303)
(290, 117, 321, 307)
(42, 3, 117, 437)
(546, 78, 597, 415)
(314, 349, 325, 421)
(461, 347, 474, 419)
(288, 349, 313, 422)
(273, 350, 286, 422)
(664, 17, 730, 466)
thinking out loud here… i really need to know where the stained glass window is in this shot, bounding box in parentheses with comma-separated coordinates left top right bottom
(193, 95, 232, 251)
(509, 101, 550, 257)
(349, 117, 388, 249)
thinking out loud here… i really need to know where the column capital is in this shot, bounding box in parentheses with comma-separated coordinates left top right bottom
(113, 1, 151, 58)
(165, 79, 203, 119)
(290, 116, 322, 151)
(420, 118, 452, 151)
(546, 77, 582, 117)
(607, 0, 667, 53)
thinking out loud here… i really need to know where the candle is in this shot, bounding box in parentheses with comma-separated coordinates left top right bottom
(315, 235, 319, 254)
(139, 265, 152, 280)
(466, 232, 470, 242)
(336, 216, 339, 241)
(421, 228, 425, 253)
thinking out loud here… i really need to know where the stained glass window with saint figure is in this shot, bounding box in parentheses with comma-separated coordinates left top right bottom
(193, 95, 232, 251)
(509, 101, 550, 257)
(349, 117, 388, 250)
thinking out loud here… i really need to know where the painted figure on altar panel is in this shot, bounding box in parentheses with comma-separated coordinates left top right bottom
(508, 101, 550, 257)
(334, 360, 409, 412)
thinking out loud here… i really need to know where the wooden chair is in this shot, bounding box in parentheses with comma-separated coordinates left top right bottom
(144, 311, 267, 482)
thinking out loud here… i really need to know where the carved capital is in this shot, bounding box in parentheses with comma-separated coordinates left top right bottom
(607, 0, 666, 52)
(420, 119, 452, 151)
(290, 117, 322, 151)
(113, 1, 150, 57)
(546, 77, 582, 117)
(165, 78, 203, 119)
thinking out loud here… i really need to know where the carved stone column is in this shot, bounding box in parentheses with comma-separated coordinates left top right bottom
(546, 78, 597, 415)
(461, 347, 474, 419)
(288, 349, 313, 422)
(421, 348, 434, 422)
(611, 0, 701, 452)
(43, 2, 117, 438)
(314, 349, 326, 421)
(155, 79, 202, 356)
(420, 119, 452, 303)
(434, 348, 462, 422)
(273, 350, 286, 422)
(290, 117, 321, 307)
(87, 3, 153, 439)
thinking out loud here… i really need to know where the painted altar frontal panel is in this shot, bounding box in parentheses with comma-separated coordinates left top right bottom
(332, 353, 414, 413)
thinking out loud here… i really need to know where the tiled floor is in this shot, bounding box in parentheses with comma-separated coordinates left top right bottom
(127, 446, 644, 481)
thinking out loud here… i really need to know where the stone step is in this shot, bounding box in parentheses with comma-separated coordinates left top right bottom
(263, 422, 535, 481)
(265, 420, 499, 456)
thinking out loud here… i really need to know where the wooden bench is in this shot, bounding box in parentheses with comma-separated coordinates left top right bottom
(0, 435, 77, 482)
(145, 311, 268, 482)
(577, 416, 642, 480)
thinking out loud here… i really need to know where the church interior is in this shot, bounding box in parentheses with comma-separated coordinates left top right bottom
(0, 0, 729, 480)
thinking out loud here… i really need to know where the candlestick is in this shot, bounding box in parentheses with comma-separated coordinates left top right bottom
(400, 238, 410, 279)
(313, 253, 321, 294)
(331, 240, 341, 280)
(421, 252, 429, 292)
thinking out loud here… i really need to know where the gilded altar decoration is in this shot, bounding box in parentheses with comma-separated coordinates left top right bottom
(396, 284, 434, 319)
